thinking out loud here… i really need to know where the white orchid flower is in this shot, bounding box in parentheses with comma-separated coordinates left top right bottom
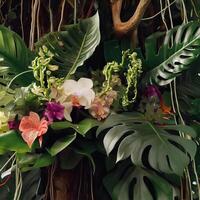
(0, 111, 9, 132)
(51, 78, 95, 122)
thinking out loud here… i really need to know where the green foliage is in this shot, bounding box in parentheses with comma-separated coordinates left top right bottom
(0, 26, 34, 85)
(0, 131, 30, 154)
(176, 61, 200, 118)
(51, 118, 100, 136)
(17, 152, 54, 171)
(48, 133, 76, 156)
(104, 163, 175, 200)
(143, 21, 200, 86)
(97, 113, 197, 175)
(0, 169, 42, 200)
(36, 12, 100, 79)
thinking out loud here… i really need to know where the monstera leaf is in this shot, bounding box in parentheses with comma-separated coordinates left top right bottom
(0, 26, 34, 85)
(176, 61, 200, 117)
(36, 12, 100, 78)
(143, 21, 200, 86)
(97, 113, 197, 175)
(104, 163, 176, 200)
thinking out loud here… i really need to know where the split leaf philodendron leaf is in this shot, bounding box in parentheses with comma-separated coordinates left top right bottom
(97, 113, 197, 175)
(143, 21, 200, 86)
(104, 164, 175, 200)
(36, 12, 100, 78)
(0, 26, 34, 85)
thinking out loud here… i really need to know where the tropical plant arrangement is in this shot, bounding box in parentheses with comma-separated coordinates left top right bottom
(0, 0, 200, 200)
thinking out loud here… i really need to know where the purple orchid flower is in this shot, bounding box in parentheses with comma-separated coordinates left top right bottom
(44, 101, 65, 122)
(144, 85, 162, 100)
(8, 120, 19, 130)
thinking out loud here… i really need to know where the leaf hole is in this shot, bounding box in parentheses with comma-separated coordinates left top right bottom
(166, 155, 173, 171)
(143, 176, 156, 200)
(174, 61, 182, 66)
(168, 139, 185, 153)
(167, 63, 175, 70)
(180, 54, 192, 59)
(142, 145, 153, 170)
(129, 178, 137, 199)
(181, 27, 189, 43)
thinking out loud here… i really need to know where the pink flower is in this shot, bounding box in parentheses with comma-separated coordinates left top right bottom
(89, 97, 110, 121)
(19, 112, 48, 148)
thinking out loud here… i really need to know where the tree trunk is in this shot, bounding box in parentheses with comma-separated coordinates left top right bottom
(45, 160, 94, 200)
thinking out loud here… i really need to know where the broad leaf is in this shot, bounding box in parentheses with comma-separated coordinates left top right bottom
(104, 163, 176, 200)
(143, 21, 200, 86)
(97, 113, 197, 175)
(176, 62, 200, 117)
(17, 152, 54, 171)
(0, 131, 30, 154)
(0, 26, 34, 85)
(51, 118, 100, 136)
(36, 12, 100, 78)
(48, 133, 76, 156)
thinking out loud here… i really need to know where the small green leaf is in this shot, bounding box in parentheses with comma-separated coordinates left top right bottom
(48, 133, 76, 156)
(51, 118, 100, 136)
(33, 153, 54, 168)
(59, 148, 83, 170)
(17, 152, 54, 171)
(0, 131, 30, 154)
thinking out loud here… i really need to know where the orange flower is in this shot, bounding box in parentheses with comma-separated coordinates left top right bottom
(160, 100, 172, 115)
(19, 112, 48, 148)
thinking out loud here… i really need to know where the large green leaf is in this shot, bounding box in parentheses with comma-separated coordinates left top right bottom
(143, 21, 200, 86)
(0, 26, 34, 85)
(36, 12, 100, 78)
(0, 131, 30, 154)
(176, 61, 200, 118)
(104, 164, 175, 200)
(97, 113, 197, 175)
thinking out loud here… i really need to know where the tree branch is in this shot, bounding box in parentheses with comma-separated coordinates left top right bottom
(111, 0, 151, 36)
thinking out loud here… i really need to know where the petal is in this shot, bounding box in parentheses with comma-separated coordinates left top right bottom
(38, 136, 43, 147)
(38, 118, 48, 136)
(63, 102, 73, 121)
(19, 118, 36, 133)
(77, 78, 93, 89)
(79, 90, 95, 108)
(29, 112, 40, 123)
(62, 80, 78, 95)
(50, 87, 58, 99)
(21, 131, 38, 148)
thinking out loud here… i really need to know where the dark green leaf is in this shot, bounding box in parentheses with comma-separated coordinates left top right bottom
(143, 21, 200, 86)
(17, 152, 54, 171)
(0, 26, 34, 85)
(104, 164, 175, 200)
(97, 113, 197, 175)
(0, 131, 30, 154)
(48, 133, 76, 156)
